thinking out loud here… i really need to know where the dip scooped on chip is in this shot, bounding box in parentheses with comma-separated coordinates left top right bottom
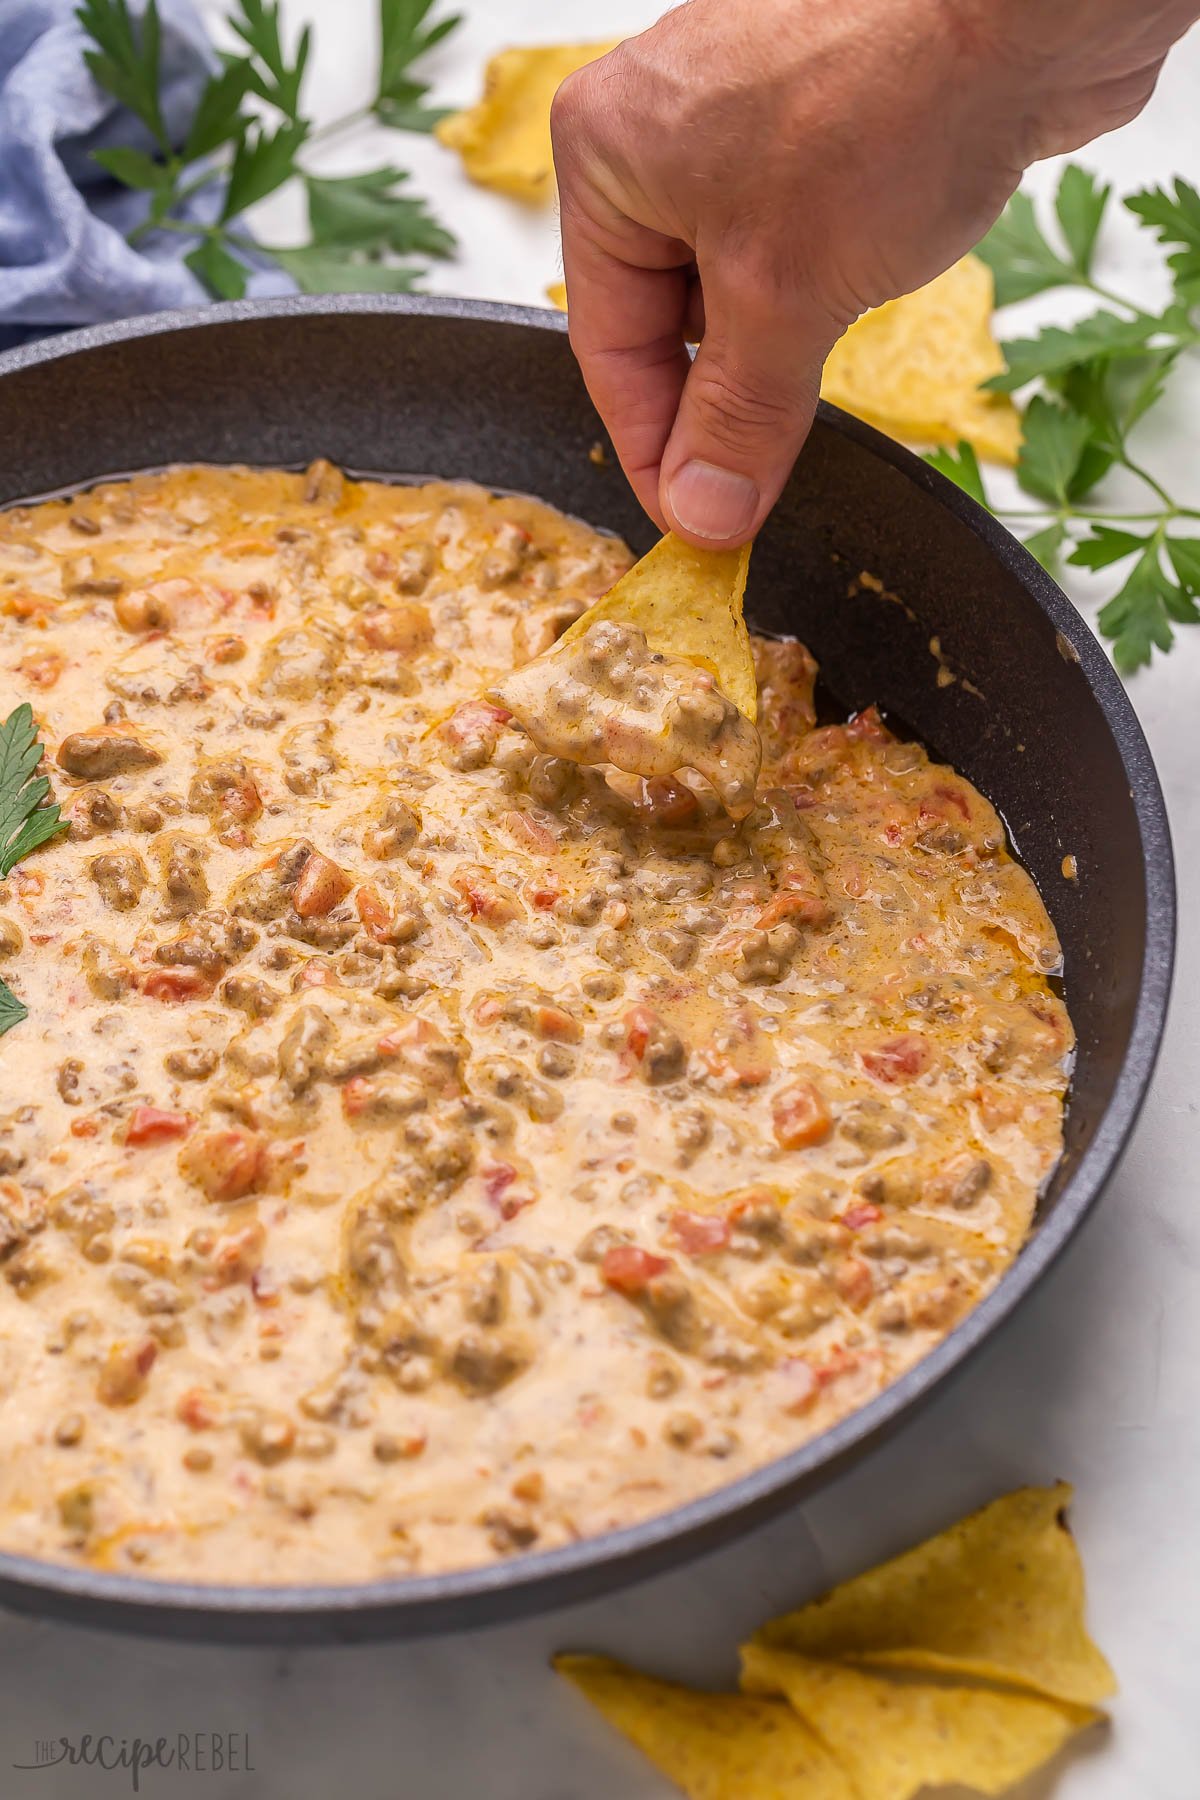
(493, 534, 762, 819)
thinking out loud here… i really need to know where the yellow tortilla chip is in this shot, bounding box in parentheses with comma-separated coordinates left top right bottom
(554, 1656, 856, 1800)
(820, 254, 1020, 463)
(436, 43, 620, 202)
(561, 533, 757, 720)
(755, 1483, 1116, 1706)
(546, 278, 567, 310)
(741, 1644, 1097, 1800)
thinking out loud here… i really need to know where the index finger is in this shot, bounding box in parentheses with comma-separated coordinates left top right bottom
(557, 186, 693, 531)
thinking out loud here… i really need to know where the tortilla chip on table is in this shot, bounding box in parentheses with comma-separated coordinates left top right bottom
(436, 43, 620, 202)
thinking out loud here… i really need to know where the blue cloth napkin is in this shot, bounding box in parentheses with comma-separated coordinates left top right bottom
(0, 0, 294, 352)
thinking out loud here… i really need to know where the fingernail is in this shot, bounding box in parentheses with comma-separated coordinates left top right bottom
(667, 460, 759, 541)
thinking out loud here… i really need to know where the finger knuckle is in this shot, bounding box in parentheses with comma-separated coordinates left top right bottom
(687, 368, 797, 450)
(549, 68, 590, 140)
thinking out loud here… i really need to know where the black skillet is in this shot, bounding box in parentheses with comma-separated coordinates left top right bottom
(0, 296, 1175, 1641)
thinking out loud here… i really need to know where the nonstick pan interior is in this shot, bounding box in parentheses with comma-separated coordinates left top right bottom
(0, 298, 1174, 1640)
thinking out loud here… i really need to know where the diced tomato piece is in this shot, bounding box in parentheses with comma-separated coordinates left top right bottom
(356, 884, 393, 942)
(441, 699, 511, 746)
(780, 1358, 819, 1416)
(136, 967, 214, 1002)
(845, 705, 889, 743)
(17, 651, 64, 688)
(126, 1105, 192, 1147)
(180, 1128, 268, 1203)
(602, 1245, 672, 1294)
(292, 851, 351, 918)
(482, 1163, 517, 1202)
(297, 961, 334, 988)
(842, 1201, 883, 1230)
(924, 781, 971, 821)
(861, 1036, 929, 1084)
(451, 866, 521, 923)
(814, 1345, 863, 1387)
(526, 883, 560, 910)
(702, 1046, 772, 1088)
(756, 890, 829, 929)
(772, 1080, 832, 1149)
(637, 777, 699, 824)
(834, 1256, 874, 1308)
(534, 1005, 581, 1043)
(503, 809, 557, 854)
(210, 1221, 266, 1285)
(176, 1388, 220, 1430)
(218, 773, 262, 823)
(623, 1005, 656, 1060)
(341, 1077, 374, 1119)
(667, 1210, 731, 1255)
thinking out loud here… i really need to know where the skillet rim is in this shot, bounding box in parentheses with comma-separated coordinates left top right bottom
(0, 295, 1176, 1638)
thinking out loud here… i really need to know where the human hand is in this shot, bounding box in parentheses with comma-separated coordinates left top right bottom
(552, 0, 1198, 547)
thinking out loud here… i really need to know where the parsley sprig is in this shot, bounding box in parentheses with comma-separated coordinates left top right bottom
(929, 167, 1200, 673)
(0, 705, 69, 1041)
(79, 0, 460, 299)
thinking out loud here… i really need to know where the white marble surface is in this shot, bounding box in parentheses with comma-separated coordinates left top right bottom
(4, 5, 1198, 1795)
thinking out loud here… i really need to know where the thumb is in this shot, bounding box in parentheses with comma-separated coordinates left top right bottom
(658, 280, 833, 548)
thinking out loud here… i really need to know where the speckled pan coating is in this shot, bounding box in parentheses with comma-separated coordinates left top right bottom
(0, 296, 1175, 1641)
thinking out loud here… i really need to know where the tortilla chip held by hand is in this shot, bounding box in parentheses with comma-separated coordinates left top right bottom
(436, 43, 620, 202)
(560, 533, 757, 721)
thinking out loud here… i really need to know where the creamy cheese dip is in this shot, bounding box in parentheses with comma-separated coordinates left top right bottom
(0, 463, 1071, 1583)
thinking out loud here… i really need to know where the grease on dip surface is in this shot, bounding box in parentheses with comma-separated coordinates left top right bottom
(0, 464, 1071, 1583)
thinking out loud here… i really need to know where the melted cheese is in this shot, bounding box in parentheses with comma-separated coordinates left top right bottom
(0, 463, 1070, 1583)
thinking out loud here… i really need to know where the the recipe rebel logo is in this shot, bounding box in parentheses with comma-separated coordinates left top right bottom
(12, 1731, 255, 1791)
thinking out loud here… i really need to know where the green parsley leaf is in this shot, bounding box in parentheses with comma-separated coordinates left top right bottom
(221, 121, 308, 221)
(974, 190, 1076, 305)
(375, 85, 454, 133)
(924, 440, 988, 506)
(1015, 396, 1094, 504)
(0, 704, 68, 879)
(0, 979, 28, 1041)
(1055, 164, 1110, 276)
(76, 0, 169, 152)
(1166, 538, 1200, 595)
(229, 0, 311, 123)
(988, 309, 1169, 393)
(1021, 521, 1066, 574)
(92, 145, 168, 189)
(305, 166, 456, 260)
(1126, 179, 1200, 303)
(269, 246, 423, 293)
(182, 59, 253, 162)
(376, 0, 461, 131)
(185, 236, 250, 299)
(1097, 544, 1195, 672)
(1066, 526, 1149, 571)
